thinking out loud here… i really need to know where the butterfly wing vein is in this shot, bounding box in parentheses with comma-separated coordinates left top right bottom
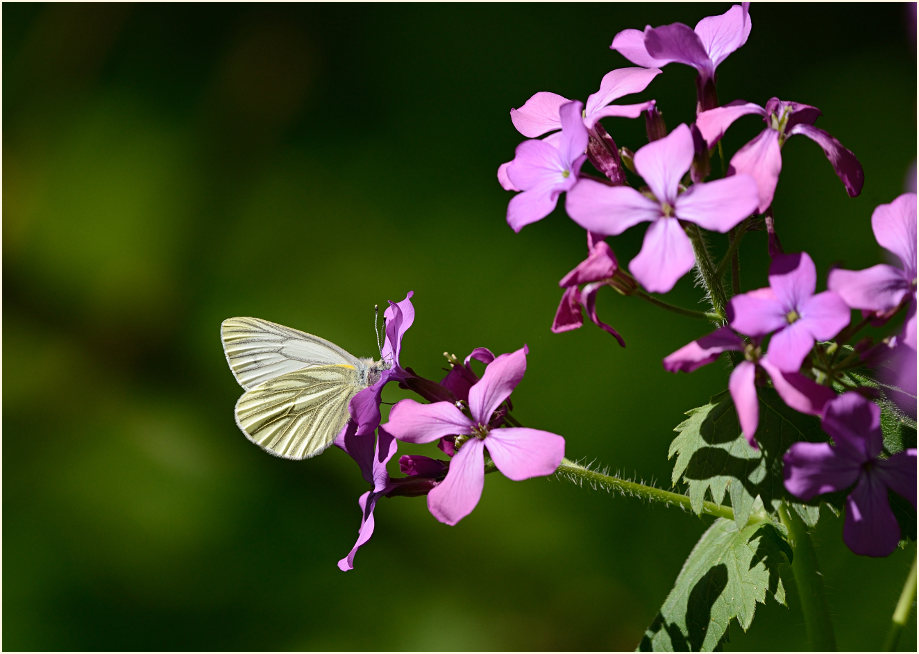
(235, 365, 362, 459)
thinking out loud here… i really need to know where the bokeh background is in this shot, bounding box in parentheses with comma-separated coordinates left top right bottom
(4, 2, 917, 651)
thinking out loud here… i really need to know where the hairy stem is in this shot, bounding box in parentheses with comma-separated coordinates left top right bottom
(685, 222, 728, 325)
(883, 551, 917, 651)
(777, 502, 837, 651)
(634, 289, 722, 321)
(555, 457, 735, 521)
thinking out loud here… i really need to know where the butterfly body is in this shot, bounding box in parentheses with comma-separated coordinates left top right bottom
(221, 317, 387, 460)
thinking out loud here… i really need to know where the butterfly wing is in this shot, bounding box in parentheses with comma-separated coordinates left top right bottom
(221, 317, 360, 390)
(234, 364, 364, 460)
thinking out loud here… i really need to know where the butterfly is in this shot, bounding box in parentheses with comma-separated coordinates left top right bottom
(221, 317, 388, 460)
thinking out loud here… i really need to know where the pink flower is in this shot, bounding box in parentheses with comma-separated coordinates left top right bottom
(382, 347, 565, 525)
(695, 98, 864, 213)
(828, 193, 917, 350)
(728, 252, 851, 373)
(663, 326, 834, 447)
(566, 123, 759, 293)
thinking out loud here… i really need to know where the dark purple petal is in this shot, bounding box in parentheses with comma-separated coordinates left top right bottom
(675, 173, 759, 232)
(728, 360, 760, 445)
(464, 348, 496, 367)
(765, 97, 821, 130)
(629, 216, 696, 293)
(426, 438, 486, 525)
(693, 3, 752, 69)
(762, 360, 835, 419)
(663, 326, 744, 372)
(728, 129, 781, 213)
(634, 123, 695, 204)
(551, 286, 584, 334)
(610, 28, 668, 68)
(582, 282, 627, 346)
(828, 264, 912, 313)
(844, 474, 902, 557)
(872, 193, 917, 278)
(566, 179, 661, 237)
(559, 238, 618, 286)
(782, 441, 861, 500)
(485, 427, 566, 481)
(510, 91, 569, 138)
(644, 23, 713, 78)
(350, 383, 386, 436)
(728, 287, 786, 337)
(695, 100, 765, 147)
(822, 392, 882, 462)
(468, 347, 528, 425)
(384, 398, 473, 444)
(788, 123, 864, 198)
(399, 454, 449, 478)
(875, 449, 918, 509)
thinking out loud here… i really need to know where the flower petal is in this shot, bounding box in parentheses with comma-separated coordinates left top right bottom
(828, 264, 911, 313)
(338, 490, 380, 571)
(821, 392, 882, 461)
(644, 23, 712, 77)
(762, 359, 835, 418)
(510, 91, 569, 138)
(566, 178, 660, 236)
(582, 282, 627, 346)
(663, 326, 744, 372)
(675, 173, 758, 232)
(872, 193, 918, 278)
(782, 442, 861, 501)
(844, 474, 901, 557)
(426, 438, 486, 525)
(728, 287, 786, 336)
(875, 449, 918, 509)
(764, 320, 814, 372)
(695, 100, 766, 147)
(559, 238, 618, 286)
(497, 160, 520, 191)
(585, 67, 661, 122)
(629, 217, 695, 293)
(468, 347, 528, 425)
(728, 360, 759, 445)
(505, 139, 566, 191)
(693, 3, 752, 69)
(788, 123, 864, 199)
(559, 100, 589, 168)
(485, 427, 565, 481)
(382, 290, 414, 368)
(588, 100, 658, 127)
(551, 286, 584, 333)
(610, 28, 668, 68)
(384, 398, 472, 444)
(769, 252, 817, 313)
(799, 290, 850, 341)
(729, 129, 782, 213)
(634, 123, 694, 204)
(506, 189, 560, 232)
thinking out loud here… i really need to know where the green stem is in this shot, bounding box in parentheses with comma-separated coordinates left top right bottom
(556, 457, 735, 521)
(883, 551, 917, 651)
(633, 289, 722, 321)
(777, 502, 836, 651)
(684, 222, 728, 325)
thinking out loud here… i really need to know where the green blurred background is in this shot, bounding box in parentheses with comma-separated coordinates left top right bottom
(3, 2, 916, 650)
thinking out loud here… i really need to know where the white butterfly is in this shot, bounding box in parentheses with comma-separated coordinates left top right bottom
(221, 317, 388, 460)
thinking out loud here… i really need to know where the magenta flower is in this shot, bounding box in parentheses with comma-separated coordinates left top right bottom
(566, 123, 759, 293)
(500, 100, 588, 232)
(344, 290, 415, 436)
(828, 193, 917, 350)
(383, 347, 565, 525)
(610, 4, 751, 111)
(784, 392, 917, 557)
(552, 232, 630, 345)
(664, 326, 834, 447)
(509, 67, 661, 138)
(728, 253, 850, 373)
(696, 98, 864, 212)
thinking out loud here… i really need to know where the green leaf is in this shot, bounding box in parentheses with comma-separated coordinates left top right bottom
(669, 390, 827, 530)
(638, 513, 790, 652)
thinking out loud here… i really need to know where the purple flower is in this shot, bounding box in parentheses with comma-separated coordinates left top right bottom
(552, 232, 632, 345)
(566, 123, 759, 293)
(440, 347, 495, 404)
(383, 347, 565, 525)
(343, 291, 415, 436)
(335, 291, 414, 571)
(611, 4, 751, 111)
(695, 98, 864, 212)
(664, 326, 834, 447)
(728, 253, 850, 373)
(828, 193, 917, 350)
(784, 392, 917, 557)
(500, 101, 588, 232)
(509, 67, 661, 137)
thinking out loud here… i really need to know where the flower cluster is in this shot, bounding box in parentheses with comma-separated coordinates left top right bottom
(497, 3, 915, 558)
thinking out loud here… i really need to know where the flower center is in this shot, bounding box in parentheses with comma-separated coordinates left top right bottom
(561, 169, 570, 179)
(785, 309, 800, 324)
(743, 341, 762, 363)
(471, 423, 490, 440)
(661, 201, 675, 217)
